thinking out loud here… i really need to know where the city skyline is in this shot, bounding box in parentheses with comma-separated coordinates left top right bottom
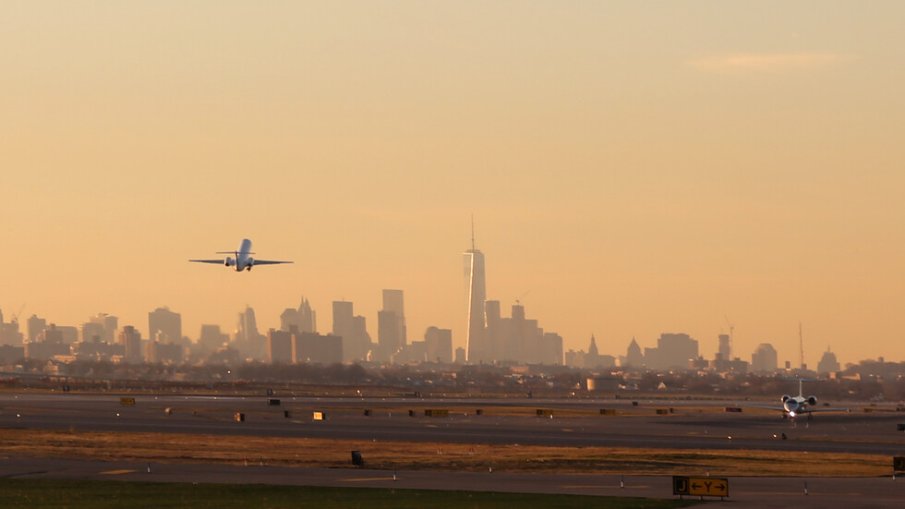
(4, 3, 905, 363)
(0, 295, 862, 368)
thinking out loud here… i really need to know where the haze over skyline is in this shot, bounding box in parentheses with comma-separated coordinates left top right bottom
(3, 2, 905, 364)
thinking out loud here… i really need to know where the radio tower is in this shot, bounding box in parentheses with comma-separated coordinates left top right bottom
(798, 322, 805, 370)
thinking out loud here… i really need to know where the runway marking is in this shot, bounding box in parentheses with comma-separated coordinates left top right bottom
(99, 469, 135, 475)
(340, 477, 396, 482)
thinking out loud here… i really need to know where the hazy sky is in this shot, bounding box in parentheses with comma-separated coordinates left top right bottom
(3, 2, 905, 365)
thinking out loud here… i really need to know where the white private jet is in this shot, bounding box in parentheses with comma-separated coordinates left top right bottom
(189, 238, 292, 272)
(779, 379, 846, 420)
(781, 379, 819, 419)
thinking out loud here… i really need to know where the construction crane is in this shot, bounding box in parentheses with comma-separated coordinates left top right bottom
(10, 304, 25, 324)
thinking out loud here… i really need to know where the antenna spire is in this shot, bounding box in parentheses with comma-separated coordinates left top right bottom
(799, 322, 804, 370)
(471, 214, 476, 251)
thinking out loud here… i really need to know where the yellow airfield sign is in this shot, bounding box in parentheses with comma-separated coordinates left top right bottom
(672, 476, 729, 498)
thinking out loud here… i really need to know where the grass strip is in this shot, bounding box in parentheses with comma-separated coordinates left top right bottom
(0, 479, 696, 509)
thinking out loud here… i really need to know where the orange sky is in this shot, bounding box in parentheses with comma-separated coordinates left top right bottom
(3, 2, 905, 365)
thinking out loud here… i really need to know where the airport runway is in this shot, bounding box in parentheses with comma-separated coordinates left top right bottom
(2, 393, 904, 456)
(2, 455, 904, 508)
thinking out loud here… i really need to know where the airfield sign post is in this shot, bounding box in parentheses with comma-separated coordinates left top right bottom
(672, 475, 729, 500)
(893, 456, 905, 479)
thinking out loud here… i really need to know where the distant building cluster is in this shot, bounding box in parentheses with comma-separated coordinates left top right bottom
(563, 329, 845, 380)
(463, 243, 564, 365)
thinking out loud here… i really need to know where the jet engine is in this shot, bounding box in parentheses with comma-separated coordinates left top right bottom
(781, 394, 791, 403)
(245, 257, 254, 270)
(225, 256, 235, 267)
(806, 395, 817, 406)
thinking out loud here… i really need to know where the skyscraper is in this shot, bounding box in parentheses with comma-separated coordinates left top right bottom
(298, 297, 316, 333)
(377, 289, 406, 360)
(751, 343, 778, 373)
(267, 328, 293, 364)
(382, 289, 406, 347)
(280, 297, 317, 334)
(717, 333, 731, 361)
(464, 233, 487, 363)
(148, 307, 182, 343)
(424, 326, 453, 363)
(235, 306, 265, 360)
(120, 325, 143, 364)
(27, 314, 46, 343)
(332, 301, 371, 362)
(198, 324, 228, 354)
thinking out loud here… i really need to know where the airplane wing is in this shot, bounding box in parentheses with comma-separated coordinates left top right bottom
(251, 260, 293, 265)
(189, 259, 224, 264)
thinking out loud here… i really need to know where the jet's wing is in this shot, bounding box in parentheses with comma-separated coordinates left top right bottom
(189, 259, 224, 264)
(251, 260, 293, 265)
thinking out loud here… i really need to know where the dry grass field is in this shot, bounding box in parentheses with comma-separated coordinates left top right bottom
(0, 428, 888, 477)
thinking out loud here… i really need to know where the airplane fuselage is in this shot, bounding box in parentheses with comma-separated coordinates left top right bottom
(226, 238, 255, 271)
(782, 393, 817, 418)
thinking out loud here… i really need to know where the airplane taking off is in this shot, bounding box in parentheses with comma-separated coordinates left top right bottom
(189, 238, 292, 272)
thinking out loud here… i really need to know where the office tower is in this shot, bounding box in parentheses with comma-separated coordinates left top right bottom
(120, 325, 143, 363)
(377, 310, 400, 361)
(817, 347, 840, 374)
(645, 333, 699, 370)
(332, 301, 354, 360)
(382, 289, 406, 346)
(298, 297, 316, 333)
(280, 308, 300, 332)
(100, 314, 118, 341)
(464, 240, 487, 363)
(267, 328, 293, 364)
(424, 326, 453, 363)
(377, 289, 406, 360)
(332, 301, 371, 362)
(237, 306, 260, 343)
(0, 310, 23, 346)
(149, 307, 182, 343)
(24, 324, 70, 360)
(234, 306, 266, 360)
(27, 315, 47, 343)
(377, 290, 407, 354)
(542, 332, 564, 365)
(80, 322, 105, 342)
(280, 297, 316, 333)
(88, 313, 117, 342)
(717, 333, 731, 361)
(751, 343, 778, 373)
(198, 324, 228, 353)
(291, 332, 343, 364)
(38, 324, 64, 344)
